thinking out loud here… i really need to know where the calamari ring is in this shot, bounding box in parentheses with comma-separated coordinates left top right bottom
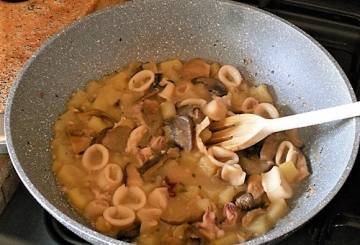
(261, 166, 292, 202)
(218, 65, 242, 89)
(158, 82, 175, 102)
(201, 98, 228, 121)
(179, 98, 207, 107)
(112, 184, 147, 211)
(174, 82, 194, 97)
(137, 207, 163, 227)
(83, 199, 109, 220)
(207, 146, 239, 167)
(221, 163, 246, 186)
(254, 103, 280, 119)
(125, 125, 148, 155)
(103, 205, 136, 227)
(82, 144, 109, 171)
(275, 141, 296, 165)
(148, 187, 168, 210)
(275, 141, 310, 181)
(241, 97, 259, 113)
(96, 163, 123, 192)
(128, 70, 155, 92)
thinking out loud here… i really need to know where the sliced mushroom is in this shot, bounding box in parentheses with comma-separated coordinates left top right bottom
(247, 174, 264, 201)
(235, 193, 255, 211)
(75, 109, 116, 125)
(154, 73, 163, 86)
(136, 88, 160, 102)
(260, 133, 285, 161)
(68, 135, 93, 154)
(235, 174, 264, 211)
(177, 105, 206, 125)
(192, 77, 227, 97)
(138, 153, 166, 175)
(101, 126, 132, 152)
(238, 156, 274, 175)
(180, 58, 210, 80)
(116, 222, 141, 242)
(163, 115, 194, 152)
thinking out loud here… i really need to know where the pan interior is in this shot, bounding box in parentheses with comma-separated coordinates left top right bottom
(5, 0, 359, 244)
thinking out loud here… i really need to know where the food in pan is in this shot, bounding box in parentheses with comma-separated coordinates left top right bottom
(51, 58, 310, 245)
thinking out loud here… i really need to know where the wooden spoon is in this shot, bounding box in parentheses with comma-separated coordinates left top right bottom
(208, 101, 360, 151)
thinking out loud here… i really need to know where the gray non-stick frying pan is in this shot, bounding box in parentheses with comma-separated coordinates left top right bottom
(4, 0, 360, 244)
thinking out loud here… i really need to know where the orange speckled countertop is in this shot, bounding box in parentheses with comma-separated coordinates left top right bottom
(0, 0, 127, 113)
(0, 0, 128, 213)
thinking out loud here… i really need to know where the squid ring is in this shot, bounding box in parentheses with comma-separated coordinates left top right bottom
(218, 65, 243, 89)
(96, 163, 123, 192)
(207, 146, 239, 167)
(254, 103, 280, 119)
(275, 141, 296, 165)
(201, 98, 228, 121)
(158, 82, 175, 102)
(221, 163, 246, 186)
(112, 184, 147, 211)
(82, 144, 109, 171)
(103, 205, 136, 227)
(241, 97, 259, 113)
(128, 70, 155, 92)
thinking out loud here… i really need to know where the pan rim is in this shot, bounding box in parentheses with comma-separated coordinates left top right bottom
(5, 0, 360, 244)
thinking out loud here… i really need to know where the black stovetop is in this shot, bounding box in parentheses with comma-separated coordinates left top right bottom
(1, 0, 360, 244)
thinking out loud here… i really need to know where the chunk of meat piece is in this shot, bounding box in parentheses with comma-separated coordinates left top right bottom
(101, 126, 132, 152)
(133, 100, 163, 136)
(143, 100, 163, 135)
(180, 58, 210, 80)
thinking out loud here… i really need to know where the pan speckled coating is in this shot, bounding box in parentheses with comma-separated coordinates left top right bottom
(5, 0, 360, 244)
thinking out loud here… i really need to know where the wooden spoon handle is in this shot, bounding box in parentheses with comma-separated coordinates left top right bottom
(268, 101, 360, 133)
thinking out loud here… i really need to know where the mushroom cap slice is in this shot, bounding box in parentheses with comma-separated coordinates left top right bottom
(164, 115, 194, 152)
(192, 77, 227, 97)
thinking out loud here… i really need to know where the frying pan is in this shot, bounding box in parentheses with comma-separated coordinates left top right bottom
(4, 0, 360, 244)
